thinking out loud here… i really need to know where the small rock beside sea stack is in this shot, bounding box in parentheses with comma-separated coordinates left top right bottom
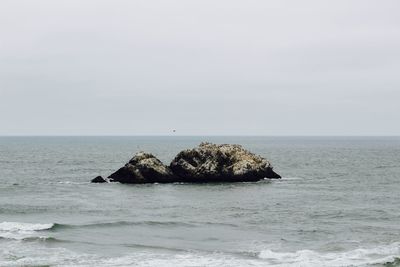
(93, 142, 281, 184)
(91, 176, 107, 183)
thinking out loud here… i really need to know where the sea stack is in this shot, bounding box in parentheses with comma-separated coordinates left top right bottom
(94, 142, 281, 184)
(170, 142, 281, 182)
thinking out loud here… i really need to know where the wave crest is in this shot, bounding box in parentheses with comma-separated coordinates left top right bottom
(0, 221, 54, 240)
(258, 242, 400, 266)
(0, 222, 54, 232)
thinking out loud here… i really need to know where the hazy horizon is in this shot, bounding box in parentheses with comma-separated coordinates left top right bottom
(1, 0, 399, 136)
(1, 134, 400, 137)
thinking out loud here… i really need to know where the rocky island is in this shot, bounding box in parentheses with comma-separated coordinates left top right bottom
(92, 142, 281, 183)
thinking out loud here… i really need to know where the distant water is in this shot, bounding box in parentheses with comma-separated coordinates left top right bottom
(1, 136, 400, 267)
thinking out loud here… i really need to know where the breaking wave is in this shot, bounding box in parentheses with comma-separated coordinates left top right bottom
(258, 242, 400, 266)
(0, 221, 54, 240)
(0, 222, 54, 232)
(1, 221, 400, 266)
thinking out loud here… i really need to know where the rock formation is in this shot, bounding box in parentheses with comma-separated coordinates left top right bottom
(93, 142, 281, 184)
(170, 142, 281, 182)
(108, 152, 177, 183)
(91, 176, 107, 183)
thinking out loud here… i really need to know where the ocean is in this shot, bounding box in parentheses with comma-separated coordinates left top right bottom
(0, 136, 400, 267)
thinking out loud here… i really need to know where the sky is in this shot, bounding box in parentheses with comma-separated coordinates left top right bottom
(0, 0, 399, 136)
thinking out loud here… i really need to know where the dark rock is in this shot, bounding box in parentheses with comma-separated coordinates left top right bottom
(170, 142, 281, 182)
(91, 176, 107, 183)
(98, 143, 281, 184)
(108, 152, 177, 183)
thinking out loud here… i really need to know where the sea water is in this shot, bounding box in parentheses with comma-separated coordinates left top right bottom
(0, 136, 400, 266)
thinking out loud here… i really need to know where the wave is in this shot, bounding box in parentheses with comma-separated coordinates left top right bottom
(1, 245, 400, 267)
(1, 238, 400, 266)
(57, 181, 88, 185)
(0, 235, 62, 243)
(280, 177, 304, 180)
(0, 221, 175, 241)
(2, 222, 400, 266)
(0, 221, 55, 241)
(0, 220, 234, 237)
(375, 165, 399, 169)
(0, 222, 54, 232)
(51, 220, 198, 230)
(258, 242, 400, 266)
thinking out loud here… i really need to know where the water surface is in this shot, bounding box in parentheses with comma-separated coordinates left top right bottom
(1, 136, 400, 266)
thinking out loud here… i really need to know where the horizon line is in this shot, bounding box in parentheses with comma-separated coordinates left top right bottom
(1, 135, 400, 138)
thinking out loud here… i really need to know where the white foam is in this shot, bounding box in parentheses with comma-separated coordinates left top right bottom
(3, 247, 399, 267)
(0, 221, 53, 240)
(258, 242, 400, 267)
(1, 236, 400, 267)
(58, 181, 88, 185)
(0, 247, 261, 267)
(280, 177, 304, 180)
(0, 222, 54, 232)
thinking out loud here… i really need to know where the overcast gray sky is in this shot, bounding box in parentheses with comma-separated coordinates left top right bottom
(0, 0, 399, 135)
